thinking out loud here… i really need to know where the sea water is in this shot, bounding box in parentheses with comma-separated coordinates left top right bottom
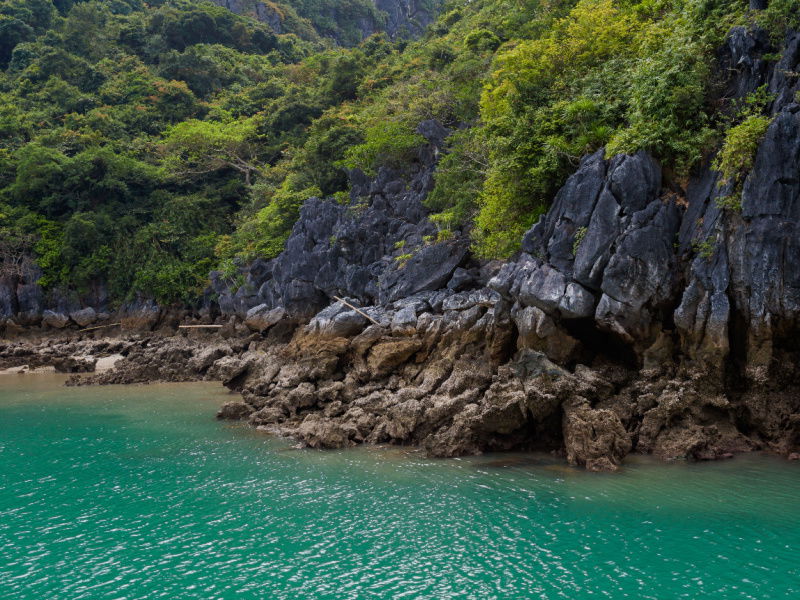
(1, 376, 798, 599)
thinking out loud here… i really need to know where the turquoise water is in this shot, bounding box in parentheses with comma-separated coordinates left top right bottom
(1, 377, 798, 600)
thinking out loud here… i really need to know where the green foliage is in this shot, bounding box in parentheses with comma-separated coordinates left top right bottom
(464, 29, 500, 53)
(425, 128, 486, 229)
(756, 0, 800, 40)
(217, 173, 322, 263)
(693, 237, 715, 260)
(341, 121, 425, 175)
(394, 252, 413, 267)
(604, 41, 715, 171)
(0, 0, 340, 303)
(436, 228, 454, 242)
(713, 115, 772, 185)
(0, 0, 766, 305)
(163, 117, 263, 184)
(715, 195, 742, 213)
(465, 0, 747, 257)
(572, 226, 587, 256)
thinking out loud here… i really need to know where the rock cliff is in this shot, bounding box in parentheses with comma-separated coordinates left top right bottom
(5, 26, 800, 470)
(204, 26, 800, 468)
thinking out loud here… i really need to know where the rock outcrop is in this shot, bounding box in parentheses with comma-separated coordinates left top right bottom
(7, 27, 800, 470)
(205, 27, 800, 469)
(211, 120, 467, 322)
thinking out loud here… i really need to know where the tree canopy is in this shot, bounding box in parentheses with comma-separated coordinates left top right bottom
(0, 0, 792, 305)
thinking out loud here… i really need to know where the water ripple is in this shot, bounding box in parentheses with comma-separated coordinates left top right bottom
(1, 380, 799, 599)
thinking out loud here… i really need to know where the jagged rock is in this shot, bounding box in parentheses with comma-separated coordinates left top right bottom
(447, 267, 475, 291)
(52, 356, 97, 373)
(120, 298, 160, 331)
(367, 338, 422, 376)
(562, 399, 631, 471)
(213, 122, 449, 320)
(188, 345, 231, 374)
(381, 241, 470, 303)
(15, 283, 43, 326)
(295, 414, 354, 449)
(216, 401, 254, 421)
(209, 355, 253, 390)
(305, 301, 373, 338)
(244, 304, 285, 333)
(391, 304, 418, 334)
(0, 276, 18, 319)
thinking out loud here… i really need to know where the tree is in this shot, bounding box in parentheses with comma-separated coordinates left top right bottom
(0, 16, 34, 68)
(0, 227, 34, 279)
(162, 118, 264, 185)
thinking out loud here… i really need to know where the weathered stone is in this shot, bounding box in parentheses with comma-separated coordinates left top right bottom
(70, 307, 97, 328)
(52, 356, 97, 373)
(42, 310, 70, 329)
(562, 399, 632, 471)
(216, 401, 254, 420)
(244, 304, 286, 333)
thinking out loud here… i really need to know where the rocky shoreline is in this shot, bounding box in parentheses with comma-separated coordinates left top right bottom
(3, 273, 799, 471)
(3, 26, 800, 470)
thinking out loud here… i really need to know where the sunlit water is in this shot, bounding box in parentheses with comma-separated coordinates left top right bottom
(1, 375, 798, 599)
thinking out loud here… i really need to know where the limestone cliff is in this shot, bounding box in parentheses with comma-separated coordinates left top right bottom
(4, 26, 800, 470)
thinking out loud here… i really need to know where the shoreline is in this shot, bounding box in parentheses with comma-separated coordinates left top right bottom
(3, 315, 799, 471)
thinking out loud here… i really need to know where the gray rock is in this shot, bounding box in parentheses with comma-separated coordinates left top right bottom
(391, 305, 418, 333)
(216, 401, 254, 421)
(244, 304, 285, 333)
(15, 283, 43, 326)
(42, 310, 70, 329)
(212, 123, 458, 321)
(70, 307, 97, 328)
(0, 276, 18, 319)
(447, 267, 475, 291)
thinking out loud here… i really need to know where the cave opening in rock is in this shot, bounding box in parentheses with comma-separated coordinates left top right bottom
(725, 306, 750, 392)
(486, 409, 565, 455)
(561, 318, 639, 370)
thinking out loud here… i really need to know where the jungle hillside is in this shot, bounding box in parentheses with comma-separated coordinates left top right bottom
(0, 0, 796, 306)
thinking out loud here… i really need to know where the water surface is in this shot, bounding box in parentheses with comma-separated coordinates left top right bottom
(1, 376, 798, 599)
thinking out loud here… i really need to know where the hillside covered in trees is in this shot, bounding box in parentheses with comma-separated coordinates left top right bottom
(0, 0, 797, 309)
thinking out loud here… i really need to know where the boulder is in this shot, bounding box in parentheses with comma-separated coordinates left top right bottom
(562, 399, 632, 471)
(244, 304, 285, 333)
(216, 401, 254, 421)
(120, 297, 160, 331)
(52, 356, 97, 373)
(70, 307, 97, 328)
(15, 283, 43, 326)
(42, 310, 70, 329)
(295, 414, 353, 449)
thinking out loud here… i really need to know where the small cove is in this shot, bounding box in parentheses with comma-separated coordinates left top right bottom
(1, 376, 798, 599)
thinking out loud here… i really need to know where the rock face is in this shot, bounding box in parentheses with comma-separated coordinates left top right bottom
(372, 0, 440, 39)
(210, 0, 285, 33)
(7, 27, 800, 470)
(211, 120, 469, 322)
(208, 27, 800, 468)
(67, 336, 245, 386)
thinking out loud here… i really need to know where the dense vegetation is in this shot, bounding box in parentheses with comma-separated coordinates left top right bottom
(0, 0, 795, 306)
